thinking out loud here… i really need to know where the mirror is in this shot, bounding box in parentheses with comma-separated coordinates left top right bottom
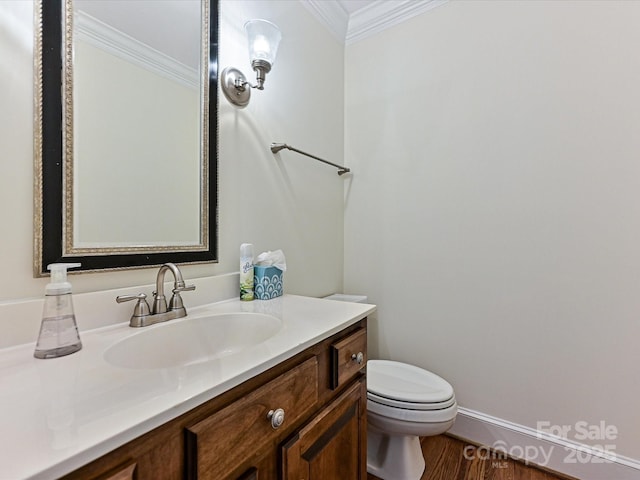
(34, 0, 218, 275)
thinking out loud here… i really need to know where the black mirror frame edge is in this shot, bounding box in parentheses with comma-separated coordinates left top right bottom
(35, 0, 219, 276)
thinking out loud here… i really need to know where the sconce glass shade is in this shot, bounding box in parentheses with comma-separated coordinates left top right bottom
(244, 19, 282, 68)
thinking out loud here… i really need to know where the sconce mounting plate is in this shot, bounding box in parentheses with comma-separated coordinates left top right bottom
(221, 67, 250, 108)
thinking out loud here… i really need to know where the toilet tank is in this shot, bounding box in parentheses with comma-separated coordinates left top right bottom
(323, 294, 368, 303)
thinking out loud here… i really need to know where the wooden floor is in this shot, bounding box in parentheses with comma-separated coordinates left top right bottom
(367, 434, 575, 480)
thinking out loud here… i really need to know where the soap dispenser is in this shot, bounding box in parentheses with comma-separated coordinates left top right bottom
(34, 263, 83, 359)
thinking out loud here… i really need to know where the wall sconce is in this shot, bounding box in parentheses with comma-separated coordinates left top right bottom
(221, 19, 282, 108)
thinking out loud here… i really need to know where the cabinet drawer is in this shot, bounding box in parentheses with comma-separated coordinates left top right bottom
(330, 328, 367, 389)
(185, 356, 319, 480)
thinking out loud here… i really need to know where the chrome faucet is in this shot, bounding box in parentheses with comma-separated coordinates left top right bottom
(116, 263, 196, 327)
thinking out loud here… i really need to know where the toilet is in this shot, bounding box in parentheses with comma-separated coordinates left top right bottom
(322, 294, 457, 480)
(366, 360, 458, 480)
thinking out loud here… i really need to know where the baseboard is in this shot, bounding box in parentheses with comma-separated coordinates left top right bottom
(448, 407, 640, 480)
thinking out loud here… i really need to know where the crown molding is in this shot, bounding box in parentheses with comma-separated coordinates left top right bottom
(300, 0, 448, 45)
(346, 0, 448, 44)
(300, 0, 349, 43)
(74, 10, 198, 89)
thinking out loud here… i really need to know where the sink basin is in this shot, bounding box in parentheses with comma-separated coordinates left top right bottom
(104, 312, 282, 369)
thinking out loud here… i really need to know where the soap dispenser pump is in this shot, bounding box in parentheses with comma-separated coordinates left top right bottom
(34, 263, 83, 359)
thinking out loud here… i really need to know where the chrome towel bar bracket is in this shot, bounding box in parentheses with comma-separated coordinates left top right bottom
(270, 143, 351, 176)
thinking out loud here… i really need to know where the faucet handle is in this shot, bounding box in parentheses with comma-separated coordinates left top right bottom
(116, 293, 151, 318)
(173, 284, 196, 293)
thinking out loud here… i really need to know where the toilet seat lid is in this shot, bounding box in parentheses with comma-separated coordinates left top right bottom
(368, 360, 454, 404)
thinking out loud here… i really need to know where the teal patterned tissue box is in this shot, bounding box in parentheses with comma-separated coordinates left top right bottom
(254, 266, 283, 299)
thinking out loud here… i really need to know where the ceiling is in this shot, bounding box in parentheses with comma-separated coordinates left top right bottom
(300, 0, 448, 44)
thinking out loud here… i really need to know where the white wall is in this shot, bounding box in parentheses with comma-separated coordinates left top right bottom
(0, 1, 344, 303)
(344, 0, 640, 460)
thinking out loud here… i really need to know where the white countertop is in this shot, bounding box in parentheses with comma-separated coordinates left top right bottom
(0, 294, 375, 480)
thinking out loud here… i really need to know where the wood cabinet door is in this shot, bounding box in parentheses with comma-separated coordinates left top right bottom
(282, 378, 366, 480)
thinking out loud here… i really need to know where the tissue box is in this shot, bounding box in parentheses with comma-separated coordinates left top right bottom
(253, 265, 283, 299)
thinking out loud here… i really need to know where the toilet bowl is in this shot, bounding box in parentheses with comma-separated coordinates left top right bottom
(366, 360, 457, 480)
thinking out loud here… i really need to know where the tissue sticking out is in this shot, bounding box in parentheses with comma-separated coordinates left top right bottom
(255, 250, 287, 271)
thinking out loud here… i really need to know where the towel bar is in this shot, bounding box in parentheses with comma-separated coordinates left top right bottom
(270, 143, 350, 176)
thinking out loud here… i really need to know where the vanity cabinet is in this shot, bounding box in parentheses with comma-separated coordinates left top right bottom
(61, 319, 367, 480)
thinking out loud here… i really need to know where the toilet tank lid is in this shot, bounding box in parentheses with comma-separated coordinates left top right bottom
(367, 360, 454, 404)
(323, 294, 368, 303)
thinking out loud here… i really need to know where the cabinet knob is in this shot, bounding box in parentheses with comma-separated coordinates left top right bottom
(351, 352, 364, 365)
(267, 408, 285, 429)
